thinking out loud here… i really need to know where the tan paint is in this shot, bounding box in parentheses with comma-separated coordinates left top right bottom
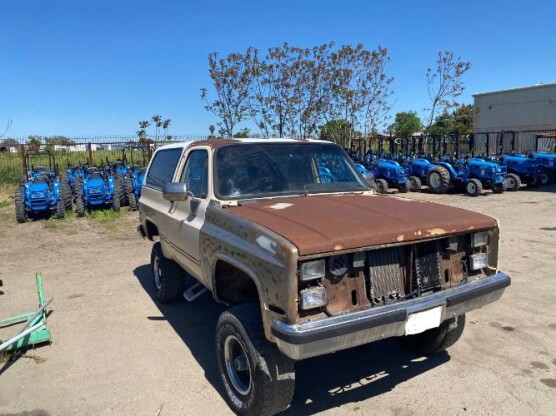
(427, 228, 447, 236)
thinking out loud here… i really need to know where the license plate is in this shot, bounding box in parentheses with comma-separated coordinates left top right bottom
(405, 306, 443, 335)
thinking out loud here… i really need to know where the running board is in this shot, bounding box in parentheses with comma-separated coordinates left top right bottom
(183, 283, 207, 302)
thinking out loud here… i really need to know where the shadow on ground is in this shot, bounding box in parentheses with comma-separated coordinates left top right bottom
(134, 264, 450, 415)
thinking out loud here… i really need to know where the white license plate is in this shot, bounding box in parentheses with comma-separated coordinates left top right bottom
(405, 306, 443, 335)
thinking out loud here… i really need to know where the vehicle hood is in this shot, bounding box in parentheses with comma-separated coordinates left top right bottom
(226, 194, 497, 256)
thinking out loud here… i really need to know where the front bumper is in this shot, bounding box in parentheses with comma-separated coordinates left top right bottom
(271, 272, 510, 360)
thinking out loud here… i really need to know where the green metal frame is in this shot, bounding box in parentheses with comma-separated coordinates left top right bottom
(0, 273, 52, 352)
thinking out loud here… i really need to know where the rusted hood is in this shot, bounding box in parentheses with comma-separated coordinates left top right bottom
(226, 194, 497, 256)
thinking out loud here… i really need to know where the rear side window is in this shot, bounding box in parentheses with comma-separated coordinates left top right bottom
(146, 148, 183, 189)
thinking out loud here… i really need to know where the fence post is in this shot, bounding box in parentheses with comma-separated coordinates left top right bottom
(20, 144, 27, 176)
(87, 142, 93, 166)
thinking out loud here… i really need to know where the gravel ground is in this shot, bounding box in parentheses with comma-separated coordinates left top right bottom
(0, 185, 555, 416)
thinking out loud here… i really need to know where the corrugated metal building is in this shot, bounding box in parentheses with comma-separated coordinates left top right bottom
(472, 83, 556, 154)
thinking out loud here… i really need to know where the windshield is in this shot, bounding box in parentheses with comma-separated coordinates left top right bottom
(215, 142, 367, 200)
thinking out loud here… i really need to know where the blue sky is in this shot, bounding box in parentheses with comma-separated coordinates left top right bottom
(1, 0, 554, 137)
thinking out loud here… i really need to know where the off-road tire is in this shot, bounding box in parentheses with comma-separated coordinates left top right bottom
(426, 166, 451, 194)
(112, 180, 122, 212)
(124, 178, 138, 210)
(55, 197, 65, 219)
(397, 181, 410, 193)
(401, 314, 466, 355)
(491, 181, 506, 194)
(375, 179, 388, 194)
(526, 175, 539, 188)
(61, 180, 72, 209)
(539, 168, 551, 186)
(15, 188, 26, 223)
(150, 242, 186, 302)
(75, 196, 86, 217)
(409, 176, 422, 192)
(505, 173, 521, 191)
(73, 178, 83, 197)
(215, 304, 295, 416)
(466, 178, 483, 196)
(116, 176, 125, 205)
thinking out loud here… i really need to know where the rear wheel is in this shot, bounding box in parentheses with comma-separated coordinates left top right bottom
(55, 197, 65, 219)
(15, 188, 26, 223)
(150, 242, 186, 302)
(409, 176, 422, 192)
(73, 178, 83, 197)
(505, 173, 521, 191)
(539, 168, 551, 186)
(61, 180, 72, 209)
(375, 179, 388, 194)
(216, 304, 295, 416)
(75, 196, 86, 217)
(112, 180, 122, 212)
(426, 166, 451, 193)
(402, 314, 466, 355)
(466, 178, 483, 196)
(125, 178, 137, 210)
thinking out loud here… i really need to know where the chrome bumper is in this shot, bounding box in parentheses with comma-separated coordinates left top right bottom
(271, 272, 510, 360)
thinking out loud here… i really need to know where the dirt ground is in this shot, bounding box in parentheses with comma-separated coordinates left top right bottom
(0, 185, 555, 416)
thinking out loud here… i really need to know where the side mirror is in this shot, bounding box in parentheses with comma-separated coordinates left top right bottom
(162, 182, 190, 202)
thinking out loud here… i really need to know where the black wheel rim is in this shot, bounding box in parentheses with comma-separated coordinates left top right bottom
(224, 335, 252, 396)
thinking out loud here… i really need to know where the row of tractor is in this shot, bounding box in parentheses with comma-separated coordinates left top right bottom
(14, 147, 148, 223)
(347, 137, 556, 196)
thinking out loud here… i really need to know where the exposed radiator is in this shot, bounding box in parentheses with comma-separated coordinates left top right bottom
(368, 247, 404, 303)
(413, 241, 442, 292)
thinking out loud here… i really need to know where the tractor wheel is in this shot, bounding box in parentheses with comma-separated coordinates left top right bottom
(55, 197, 65, 219)
(14, 188, 26, 223)
(112, 181, 122, 212)
(409, 176, 422, 192)
(426, 166, 451, 193)
(75, 196, 86, 217)
(397, 181, 410, 193)
(116, 177, 126, 205)
(526, 175, 540, 188)
(401, 314, 466, 355)
(375, 179, 388, 194)
(491, 182, 506, 194)
(215, 303, 295, 416)
(151, 242, 186, 302)
(465, 178, 483, 196)
(128, 192, 138, 211)
(61, 180, 72, 210)
(73, 178, 83, 197)
(505, 173, 521, 191)
(539, 168, 551, 186)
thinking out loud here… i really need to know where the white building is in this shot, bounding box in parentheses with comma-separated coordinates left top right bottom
(473, 83, 556, 153)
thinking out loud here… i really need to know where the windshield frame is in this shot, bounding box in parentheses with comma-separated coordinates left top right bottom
(213, 141, 370, 201)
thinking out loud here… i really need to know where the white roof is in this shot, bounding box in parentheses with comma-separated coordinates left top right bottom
(473, 82, 556, 97)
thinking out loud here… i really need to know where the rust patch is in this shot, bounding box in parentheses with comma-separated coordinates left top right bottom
(228, 194, 497, 256)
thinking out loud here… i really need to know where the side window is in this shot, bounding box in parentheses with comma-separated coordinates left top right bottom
(145, 148, 183, 189)
(180, 150, 208, 199)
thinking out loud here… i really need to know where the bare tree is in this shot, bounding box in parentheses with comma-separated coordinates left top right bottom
(0, 119, 12, 139)
(201, 48, 256, 137)
(424, 51, 471, 133)
(328, 45, 394, 145)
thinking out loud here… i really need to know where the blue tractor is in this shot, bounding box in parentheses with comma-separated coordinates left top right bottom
(530, 134, 556, 185)
(14, 151, 70, 223)
(426, 156, 507, 196)
(370, 158, 411, 194)
(73, 166, 123, 217)
(65, 162, 87, 196)
(121, 145, 150, 210)
(492, 154, 542, 191)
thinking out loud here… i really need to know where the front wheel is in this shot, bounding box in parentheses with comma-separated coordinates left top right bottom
(505, 173, 521, 191)
(216, 304, 295, 416)
(375, 178, 388, 194)
(409, 176, 422, 192)
(491, 182, 506, 194)
(15, 188, 26, 223)
(539, 168, 551, 186)
(55, 197, 65, 219)
(150, 242, 185, 302)
(401, 314, 466, 355)
(466, 178, 483, 196)
(397, 181, 410, 193)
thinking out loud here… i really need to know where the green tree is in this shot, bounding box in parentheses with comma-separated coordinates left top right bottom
(28, 135, 42, 149)
(1, 137, 19, 146)
(390, 111, 422, 137)
(233, 127, 250, 138)
(45, 136, 76, 146)
(319, 119, 357, 146)
(429, 104, 474, 136)
(424, 51, 471, 133)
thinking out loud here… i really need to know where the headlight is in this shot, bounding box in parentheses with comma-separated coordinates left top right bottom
(472, 231, 488, 248)
(299, 287, 327, 310)
(300, 260, 325, 281)
(470, 252, 488, 270)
